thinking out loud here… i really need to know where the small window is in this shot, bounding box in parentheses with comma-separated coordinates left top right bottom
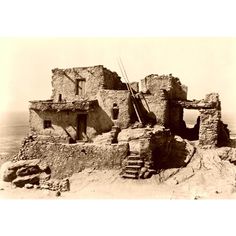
(43, 120, 52, 129)
(58, 94, 62, 102)
(111, 103, 119, 120)
(75, 79, 79, 95)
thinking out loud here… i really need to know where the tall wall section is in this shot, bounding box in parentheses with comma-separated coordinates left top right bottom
(140, 74, 187, 128)
(51, 65, 126, 102)
(97, 90, 133, 129)
(198, 93, 222, 147)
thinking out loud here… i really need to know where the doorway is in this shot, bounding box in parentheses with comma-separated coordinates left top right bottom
(76, 114, 87, 140)
(182, 109, 200, 140)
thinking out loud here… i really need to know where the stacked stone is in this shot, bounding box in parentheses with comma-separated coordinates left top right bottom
(198, 93, 222, 148)
(15, 133, 38, 161)
(40, 178, 70, 192)
(139, 160, 156, 179)
(199, 109, 221, 147)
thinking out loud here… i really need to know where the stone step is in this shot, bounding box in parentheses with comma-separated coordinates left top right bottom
(127, 155, 141, 161)
(122, 173, 138, 179)
(125, 165, 142, 171)
(127, 160, 143, 165)
(130, 151, 139, 155)
(125, 169, 139, 175)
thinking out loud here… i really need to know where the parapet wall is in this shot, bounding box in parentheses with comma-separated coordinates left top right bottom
(17, 139, 129, 179)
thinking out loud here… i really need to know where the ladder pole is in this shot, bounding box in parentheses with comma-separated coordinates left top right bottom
(118, 58, 144, 122)
(118, 58, 135, 97)
(140, 92, 151, 113)
(117, 59, 143, 124)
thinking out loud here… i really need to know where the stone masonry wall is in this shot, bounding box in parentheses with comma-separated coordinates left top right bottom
(141, 74, 187, 100)
(17, 140, 129, 179)
(141, 74, 187, 129)
(51, 66, 126, 102)
(141, 90, 169, 126)
(198, 93, 221, 147)
(199, 108, 221, 147)
(51, 66, 105, 101)
(97, 89, 133, 129)
(103, 67, 126, 90)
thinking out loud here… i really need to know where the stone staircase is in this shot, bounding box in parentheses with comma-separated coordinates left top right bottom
(122, 153, 144, 179)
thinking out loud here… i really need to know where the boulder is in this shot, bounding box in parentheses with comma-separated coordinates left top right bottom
(12, 174, 40, 187)
(16, 166, 41, 177)
(0, 159, 51, 185)
(0, 161, 17, 182)
(8, 159, 40, 171)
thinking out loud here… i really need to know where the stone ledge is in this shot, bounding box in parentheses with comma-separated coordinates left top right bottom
(29, 99, 98, 111)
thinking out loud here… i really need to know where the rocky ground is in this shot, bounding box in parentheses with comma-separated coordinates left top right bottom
(1, 140, 236, 199)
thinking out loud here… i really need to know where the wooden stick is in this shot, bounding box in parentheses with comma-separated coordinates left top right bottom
(117, 58, 143, 124)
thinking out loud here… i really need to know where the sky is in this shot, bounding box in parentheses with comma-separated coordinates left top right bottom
(0, 37, 235, 118)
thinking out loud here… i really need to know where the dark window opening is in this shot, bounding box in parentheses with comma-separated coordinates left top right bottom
(75, 79, 85, 96)
(111, 103, 119, 120)
(43, 120, 52, 129)
(58, 94, 62, 102)
(75, 79, 79, 95)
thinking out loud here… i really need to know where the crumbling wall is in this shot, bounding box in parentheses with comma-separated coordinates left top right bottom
(51, 66, 105, 101)
(102, 67, 126, 90)
(140, 74, 187, 129)
(172, 93, 226, 147)
(186, 93, 224, 147)
(51, 66, 127, 102)
(141, 74, 187, 99)
(199, 108, 221, 147)
(97, 90, 133, 129)
(16, 140, 129, 179)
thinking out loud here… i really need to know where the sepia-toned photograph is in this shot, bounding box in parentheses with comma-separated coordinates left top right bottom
(0, 37, 236, 199)
(1, 1, 236, 235)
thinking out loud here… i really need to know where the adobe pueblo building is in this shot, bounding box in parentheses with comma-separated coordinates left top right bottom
(16, 65, 230, 179)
